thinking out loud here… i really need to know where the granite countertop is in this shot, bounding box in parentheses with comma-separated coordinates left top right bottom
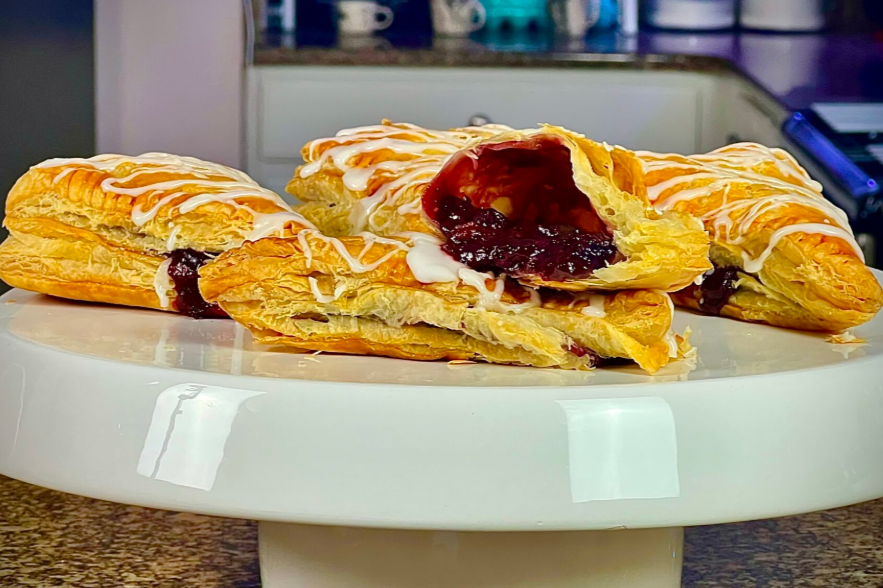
(2, 473, 883, 587)
(255, 31, 883, 110)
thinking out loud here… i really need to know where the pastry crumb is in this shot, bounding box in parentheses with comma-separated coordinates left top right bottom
(677, 327, 696, 358)
(826, 332, 867, 345)
(827, 331, 867, 359)
(5, 300, 16, 305)
(448, 360, 477, 366)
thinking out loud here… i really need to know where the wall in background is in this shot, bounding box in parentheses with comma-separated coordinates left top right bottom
(95, 0, 244, 168)
(0, 0, 95, 293)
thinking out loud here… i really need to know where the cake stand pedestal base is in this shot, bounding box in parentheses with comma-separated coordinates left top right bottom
(258, 522, 684, 588)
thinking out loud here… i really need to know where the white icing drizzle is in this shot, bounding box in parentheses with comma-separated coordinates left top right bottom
(320, 234, 404, 273)
(397, 199, 424, 215)
(308, 277, 347, 303)
(349, 163, 443, 231)
(353, 231, 412, 248)
(741, 223, 864, 273)
(296, 229, 408, 274)
(637, 143, 864, 272)
(131, 191, 189, 226)
(175, 186, 287, 213)
(153, 258, 174, 309)
(299, 225, 538, 314)
(646, 172, 723, 204)
(38, 152, 249, 180)
(298, 123, 512, 233)
(459, 124, 516, 135)
(52, 166, 79, 183)
(640, 142, 823, 191)
(342, 159, 420, 192)
(297, 230, 314, 269)
(300, 138, 459, 180)
(580, 295, 607, 318)
(166, 224, 181, 250)
(395, 232, 540, 314)
(403, 233, 463, 283)
(319, 122, 511, 151)
(457, 268, 541, 314)
(246, 210, 316, 242)
(35, 152, 312, 248)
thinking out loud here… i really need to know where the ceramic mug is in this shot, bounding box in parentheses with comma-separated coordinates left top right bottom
(548, 0, 601, 38)
(337, 0, 394, 35)
(431, 0, 486, 36)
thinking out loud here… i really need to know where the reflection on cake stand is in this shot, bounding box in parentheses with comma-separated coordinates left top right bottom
(1, 280, 882, 587)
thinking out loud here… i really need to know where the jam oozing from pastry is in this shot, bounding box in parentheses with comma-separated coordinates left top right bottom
(698, 264, 740, 315)
(167, 249, 228, 319)
(567, 342, 601, 367)
(423, 136, 620, 282)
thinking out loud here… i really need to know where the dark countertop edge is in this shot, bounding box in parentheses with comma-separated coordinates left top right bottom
(254, 47, 734, 72)
(251, 32, 883, 110)
(252, 47, 788, 115)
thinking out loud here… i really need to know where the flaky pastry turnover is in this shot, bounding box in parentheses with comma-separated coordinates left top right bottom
(0, 153, 312, 317)
(288, 122, 711, 292)
(199, 230, 690, 373)
(638, 143, 883, 331)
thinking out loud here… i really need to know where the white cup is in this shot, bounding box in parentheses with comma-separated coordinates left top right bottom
(431, 0, 486, 36)
(337, 0, 394, 35)
(741, 0, 826, 32)
(548, 0, 600, 38)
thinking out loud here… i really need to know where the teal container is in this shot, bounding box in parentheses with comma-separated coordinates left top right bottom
(596, 0, 618, 29)
(483, 0, 549, 31)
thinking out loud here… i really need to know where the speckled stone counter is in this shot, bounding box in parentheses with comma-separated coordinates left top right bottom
(2, 474, 882, 587)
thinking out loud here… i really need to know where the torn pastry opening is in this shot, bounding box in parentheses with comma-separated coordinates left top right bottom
(694, 264, 741, 315)
(422, 135, 623, 283)
(161, 249, 228, 319)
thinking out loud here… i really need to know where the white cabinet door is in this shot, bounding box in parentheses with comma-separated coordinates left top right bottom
(248, 66, 716, 197)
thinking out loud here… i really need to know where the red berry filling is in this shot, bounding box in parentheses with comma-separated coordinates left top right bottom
(167, 249, 228, 319)
(423, 135, 620, 282)
(697, 264, 740, 315)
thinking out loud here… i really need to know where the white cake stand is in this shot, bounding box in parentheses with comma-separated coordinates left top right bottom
(2, 282, 883, 588)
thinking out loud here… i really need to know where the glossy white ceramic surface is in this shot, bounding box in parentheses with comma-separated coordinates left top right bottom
(1, 281, 883, 531)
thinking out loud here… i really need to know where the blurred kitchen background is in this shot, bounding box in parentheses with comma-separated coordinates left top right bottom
(1, 0, 882, 296)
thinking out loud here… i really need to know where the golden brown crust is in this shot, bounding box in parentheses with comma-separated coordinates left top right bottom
(200, 233, 686, 373)
(639, 144, 883, 331)
(674, 254, 880, 332)
(0, 153, 310, 311)
(0, 218, 169, 311)
(5, 154, 305, 255)
(287, 123, 711, 292)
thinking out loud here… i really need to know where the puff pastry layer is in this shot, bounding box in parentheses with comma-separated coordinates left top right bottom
(0, 153, 311, 316)
(200, 231, 689, 373)
(638, 143, 883, 331)
(288, 122, 711, 292)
